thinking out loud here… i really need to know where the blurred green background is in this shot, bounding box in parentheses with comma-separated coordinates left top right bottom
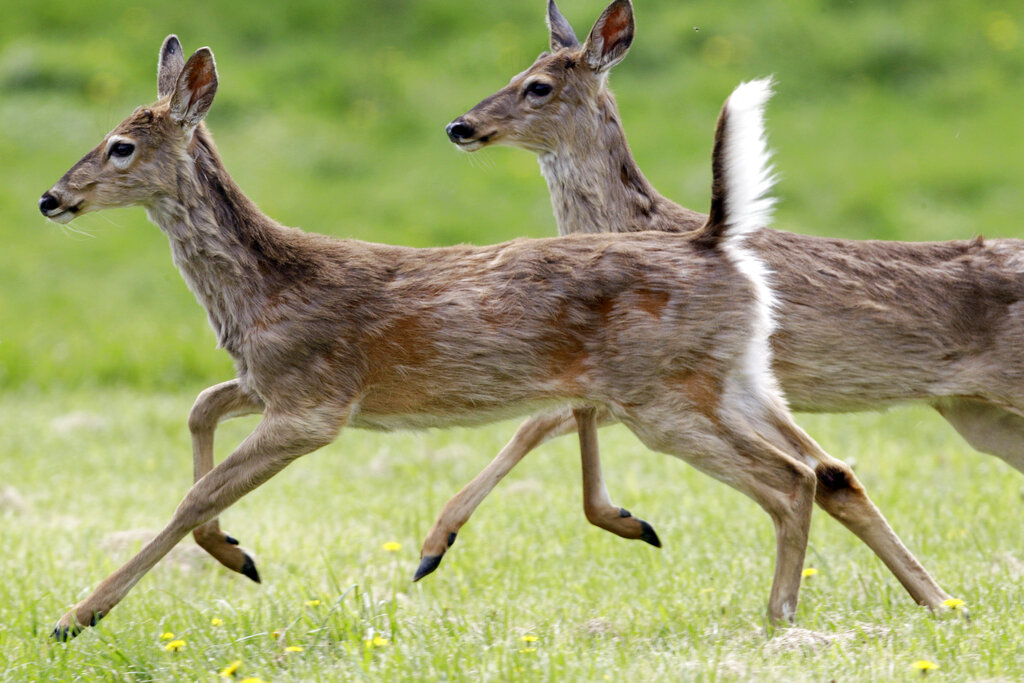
(1, 0, 1022, 391)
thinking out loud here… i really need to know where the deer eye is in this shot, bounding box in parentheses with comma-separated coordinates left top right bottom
(110, 142, 135, 158)
(524, 81, 553, 97)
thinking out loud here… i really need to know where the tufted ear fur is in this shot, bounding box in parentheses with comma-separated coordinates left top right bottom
(169, 47, 218, 130)
(582, 0, 634, 72)
(157, 35, 186, 99)
(547, 0, 579, 50)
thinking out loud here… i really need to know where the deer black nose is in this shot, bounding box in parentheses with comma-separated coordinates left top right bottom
(446, 120, 475, 142)
(39, 193, 60, 215)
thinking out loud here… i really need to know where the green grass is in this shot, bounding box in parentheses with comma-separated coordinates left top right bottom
(1, 392, 1023, 681)
(2, 0, 1024, 679)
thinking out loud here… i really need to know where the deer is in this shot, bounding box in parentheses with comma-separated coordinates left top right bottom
(39, 35, 953, 638)
(423, 0, 1024, 580)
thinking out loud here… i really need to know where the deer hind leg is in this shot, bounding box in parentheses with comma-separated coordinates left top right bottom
(188, 380, 265, 582)
(575, 406, 661, 547)
(620, 404, 817, 625)
(933, 397, 1024, 473)
(416, 408, 577, 580)
(53, 409, 344, 640)
(764, 408, 954, 611)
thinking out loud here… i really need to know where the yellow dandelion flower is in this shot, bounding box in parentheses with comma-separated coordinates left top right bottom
(365, 635, 390, 648)
(238, 678, 268, 683)
(518, 647, 537, 654)
(163, 639, 186, 652)
(160, 631, 175, 640)
(911, 660, 938, 672)
(520, 635, 539, 643)
(211, 617, 224, 626)
(801, 567, 818, 577)
(219, 660, 242, 677)
(382, 541, 402, 552)
(304, 599, 321, 607)
(942, 598, 966, 610)
(284, 645, 304, 653)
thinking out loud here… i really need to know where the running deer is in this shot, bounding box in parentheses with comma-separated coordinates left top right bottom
(40, 36, 952, 637)
(427, 0, 1024, 571)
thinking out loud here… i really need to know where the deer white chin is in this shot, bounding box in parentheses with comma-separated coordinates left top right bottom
(45, 208, 78, 224)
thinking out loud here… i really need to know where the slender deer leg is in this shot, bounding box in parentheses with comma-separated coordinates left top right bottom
(415, 408, 576, 580)
(768, 413, 953, 610)
(625, 405, 817, 624)
(575, 406, 660, 547)
(715, 429, 817, 624)
(415, 405, 658, 581)
(188, 380, 264, 581)
(53, 410, 343, 640)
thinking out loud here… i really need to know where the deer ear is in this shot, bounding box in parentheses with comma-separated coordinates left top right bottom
(169, 47, 218, 130)
(582, 0, 634, 72)
(157, 35, 185, 99)
(547, 0, 579, 50)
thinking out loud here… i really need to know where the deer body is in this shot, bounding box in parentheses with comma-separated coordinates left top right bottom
(528, 81, 1024, 415)
(40, 36, 953, 636)
(147, 123, 765, 432)
(424, 0, 1024, 570)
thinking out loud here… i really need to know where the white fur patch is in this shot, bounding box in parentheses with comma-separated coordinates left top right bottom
(718, 77, 781, 398)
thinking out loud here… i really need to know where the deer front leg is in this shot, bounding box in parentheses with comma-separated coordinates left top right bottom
(415, 405, 657, 581)
(188, 380, 265, 582)
(575, 406, 660, 547)
(416, 408, 576, 580)
(53, 410, 342, 640)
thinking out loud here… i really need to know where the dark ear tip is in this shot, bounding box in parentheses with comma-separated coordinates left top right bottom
(162, 34, 181, 54)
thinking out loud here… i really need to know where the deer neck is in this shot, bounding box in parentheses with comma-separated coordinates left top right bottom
(538, 89, 664, 235)
(146, 128, 286, 355)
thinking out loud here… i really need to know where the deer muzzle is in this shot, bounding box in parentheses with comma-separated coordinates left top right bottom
(38, 189, 84, 224)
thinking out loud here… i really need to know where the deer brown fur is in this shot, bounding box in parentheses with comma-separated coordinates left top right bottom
(41, 36, 952, 636)
(429, 0, 1024, 568)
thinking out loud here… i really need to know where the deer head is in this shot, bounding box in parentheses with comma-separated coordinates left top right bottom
(446, 0, 634, 154)
(39, 36, 219, 223)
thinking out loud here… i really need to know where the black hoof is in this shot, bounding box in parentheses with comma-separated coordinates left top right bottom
(413, 554, 444, 582)
(240, 554, 261, 583)
(224, 534, 240, 545)
(638, 520, 662, 548)
(51, 611, 101, 641)
(51, 625, 79, 641)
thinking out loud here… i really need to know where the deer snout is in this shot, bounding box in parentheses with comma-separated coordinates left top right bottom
(39, 192, 60, 215)
(446, 119, 476, 143)
(38, 189, 83, 224)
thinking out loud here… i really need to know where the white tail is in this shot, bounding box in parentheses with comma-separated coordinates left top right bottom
(717, 77, 778, 243)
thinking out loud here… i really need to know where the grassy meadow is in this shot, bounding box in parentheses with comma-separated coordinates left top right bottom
(1, 0, 1023, 680)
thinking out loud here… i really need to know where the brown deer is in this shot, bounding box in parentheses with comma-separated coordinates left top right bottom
(40, 36, 951, 637)
(425, 0, 1024, 574)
